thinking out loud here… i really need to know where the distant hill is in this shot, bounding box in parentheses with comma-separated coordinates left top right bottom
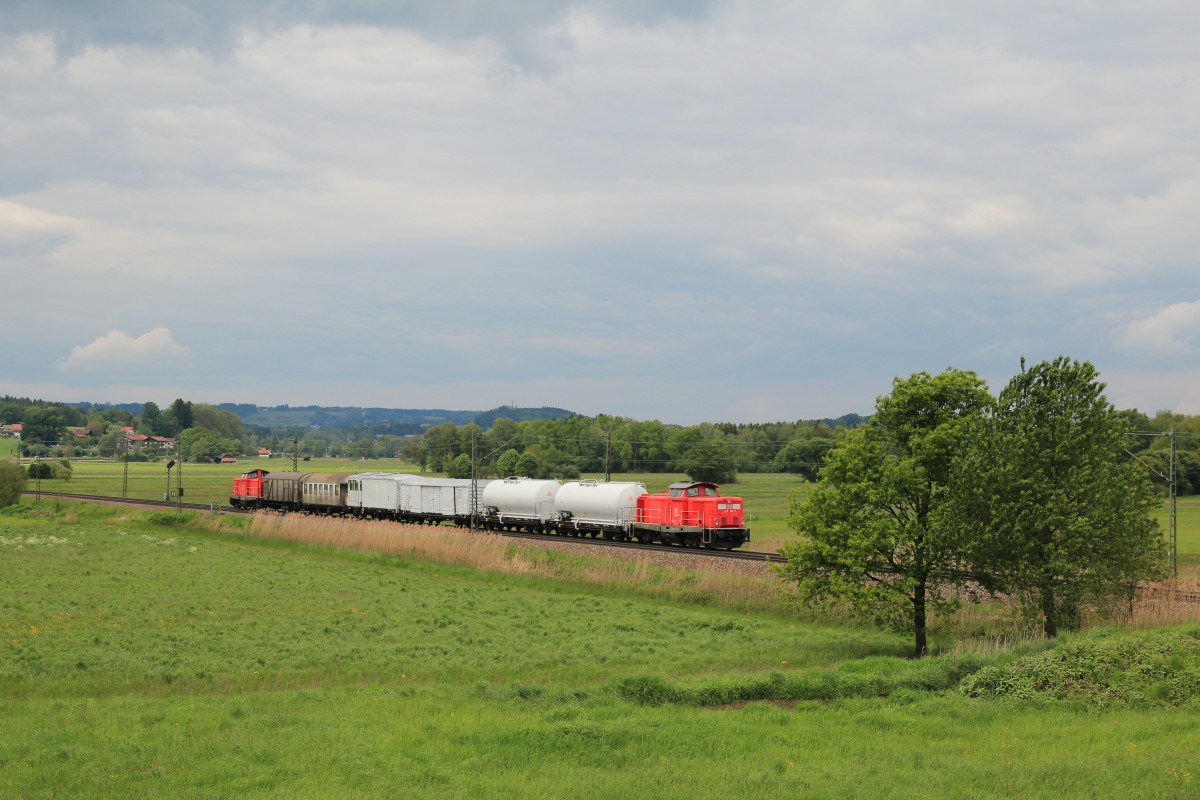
(472, 406, 576, 428)
(66, 401, 574, 432)
(215, 404, 575, 433)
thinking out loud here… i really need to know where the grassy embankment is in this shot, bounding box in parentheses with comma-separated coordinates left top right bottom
(3, 501, 1200, 798)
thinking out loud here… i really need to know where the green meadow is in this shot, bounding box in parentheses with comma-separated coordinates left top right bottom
(3, 501, 1200, 798)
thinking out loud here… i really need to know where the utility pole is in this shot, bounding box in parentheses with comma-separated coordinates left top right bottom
(1169, 427, 1178, 577)
(121, 437, 129, 498)
(292, 437, 299, 471)
(469, 431, 479, 531)
(604, 433, 611, 482)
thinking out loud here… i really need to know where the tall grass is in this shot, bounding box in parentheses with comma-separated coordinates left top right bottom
(237, 512, 797, 614)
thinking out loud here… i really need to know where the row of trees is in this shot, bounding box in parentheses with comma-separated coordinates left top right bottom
(779, 358, 1167, 656)
(397, 415, 846, 483)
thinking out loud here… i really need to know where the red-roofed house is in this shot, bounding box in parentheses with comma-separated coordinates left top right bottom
(258, 448, 272, 458)
(148, 436, 175, 452)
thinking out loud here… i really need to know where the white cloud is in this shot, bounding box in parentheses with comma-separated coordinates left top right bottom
(1116, 301, 1200, 356)
(60, 328, 189, 371)
(0, 199, 78, 254)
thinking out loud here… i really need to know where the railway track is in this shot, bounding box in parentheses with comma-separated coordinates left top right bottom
(23, 490, 788, 564)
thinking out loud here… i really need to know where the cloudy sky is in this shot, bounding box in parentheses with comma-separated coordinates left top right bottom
(1, 1, 1198, 424)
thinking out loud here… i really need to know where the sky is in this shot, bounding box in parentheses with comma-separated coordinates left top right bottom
(1, 1, 1198, 425)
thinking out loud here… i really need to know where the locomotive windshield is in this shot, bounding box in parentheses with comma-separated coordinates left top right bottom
(669, 485, 719, 498)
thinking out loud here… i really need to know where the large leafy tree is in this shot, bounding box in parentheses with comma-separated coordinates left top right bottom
(680, 439, 737, 484)
(0, 461, 25, 506)
(20, 406, 67, 450)
(951, 357, 1165, 636)
(771, 436, 835, 481)
(779, 368, 991, 656)
(139, 402, 166, 436)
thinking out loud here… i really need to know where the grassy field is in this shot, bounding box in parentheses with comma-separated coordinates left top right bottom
(2, 501, 1199, 798)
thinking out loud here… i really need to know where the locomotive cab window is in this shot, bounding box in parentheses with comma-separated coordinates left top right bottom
(669, 489, 683, 497)
(704, 487, 717, 497)
(686, 487, 699, 497)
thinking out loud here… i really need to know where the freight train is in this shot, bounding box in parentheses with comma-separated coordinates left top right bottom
(231, 470, 749, 549)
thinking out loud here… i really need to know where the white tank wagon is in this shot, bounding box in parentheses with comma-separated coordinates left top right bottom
(554, 480, 647, 540)
(347, 473, 422, 519)
(399, 477, 492, 525)
(481, 477, 562, 531)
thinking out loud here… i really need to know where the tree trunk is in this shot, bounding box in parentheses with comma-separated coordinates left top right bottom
(913, 581, 927, 657)
(1040, 585, 1058, 638)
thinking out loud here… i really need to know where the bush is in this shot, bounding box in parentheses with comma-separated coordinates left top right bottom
(27, 462, 53, 479)
(959, 628, 1200, 707)
(0, 461, 24, 506)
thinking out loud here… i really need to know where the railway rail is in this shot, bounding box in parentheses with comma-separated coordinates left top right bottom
(22, 490, 788, 564)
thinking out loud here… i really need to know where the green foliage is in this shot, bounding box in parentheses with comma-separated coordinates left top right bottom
(27, 461, 53, 479)
(177, 426, 238, 462)
(0, 461, 24, 506)
(952, 357, 1166, 636)
(19, 405, 67, 449)
(191, 403, 244, 439)
(139, 401, 167, 436)
(495, 448, 520, 477)
(514, 451, 541, 478)
(612, 654, 992, 706)
(422, 422, 459, 472)
(448, 453, 473, 479)
(166, 398, 194, 434)
(680, 439, 737, 484)
(770, 436, 834, 480)
(961, 628, 1200, 707)
(780, 368, 991, 656)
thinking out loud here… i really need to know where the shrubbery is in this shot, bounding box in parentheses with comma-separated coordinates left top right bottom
(0, 461, 24, 506)
(961, 628, 1200, 707)
(26, 461, 53, 479)
(610, 653, 992, 706)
